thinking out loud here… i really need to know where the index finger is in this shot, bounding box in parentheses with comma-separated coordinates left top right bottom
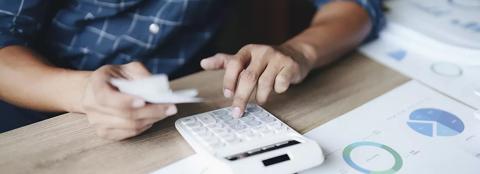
(223, 46, 254, 98)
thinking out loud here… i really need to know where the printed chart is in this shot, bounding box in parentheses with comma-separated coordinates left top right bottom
(407, 108, 465, 137)
(300, 81, 480, 174)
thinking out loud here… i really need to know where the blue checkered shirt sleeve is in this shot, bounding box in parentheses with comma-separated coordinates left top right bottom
(0, 0, 50, 48)
(312, 0, 385, 42)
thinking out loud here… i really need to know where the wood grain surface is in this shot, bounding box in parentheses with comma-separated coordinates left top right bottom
(0, 53, 409, 174)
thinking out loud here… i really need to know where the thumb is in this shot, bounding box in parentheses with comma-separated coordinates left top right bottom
(200, 53, 233, 70)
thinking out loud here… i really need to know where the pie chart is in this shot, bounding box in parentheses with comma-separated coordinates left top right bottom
(407, 108, 464, 137)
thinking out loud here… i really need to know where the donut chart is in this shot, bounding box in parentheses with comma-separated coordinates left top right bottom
(343, 141, 403, 174)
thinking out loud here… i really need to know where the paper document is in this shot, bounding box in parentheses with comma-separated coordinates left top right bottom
(300, 81, 480, 174)
(385, 0, 480, 50)
(110, 74, 203, 104)
(360, 29, 480, 110)
(151, 81, 480, 174)
(359, 0, 480, 110)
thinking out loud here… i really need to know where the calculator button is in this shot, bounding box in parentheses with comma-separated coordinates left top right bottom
(225, 138, 242, 145)
(219, 132, 235, 139)
(268, 122, 283, 129)
(261, 129, 274, 135)
(230, 123, 247, 131)
(236, 129, 252, 135)
(254, 111, 269, 118)
(208, 123, 226, 129)
(180, 117, 197, 124)
(211, 127, 232, 135)
(244, 120, 262, 127)
(252, 125, 268, 132)
(224, 119, 240, 125)
(222, 134, 242, 144)
(276, 126, 292, 133)
(239, 131, 261, 139)
(199, 130, 214, 137)
(240, 114, 255, 121)
(185, 121, 202, 129)
(212, 109, 229, 116)
(192, 127, 208, 134)
(198, 114, 217, 125)
(203, 137, 224, 148)
(259, 116, 276, 123)
(215, 114, 234, 121)
(210, 142, 226, 148)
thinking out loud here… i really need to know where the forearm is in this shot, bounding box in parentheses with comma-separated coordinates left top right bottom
(0, 45, 90, 113)
(283, 1, 372, 69)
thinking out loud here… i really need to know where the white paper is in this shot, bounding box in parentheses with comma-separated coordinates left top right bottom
(151, 81, 480, 174)
(360, 28, 480, 110)
(300, 81, 480, 174)
(110, 74, 203, 104)
(358, 0, 480, 110)
(386, 0, 480, 50)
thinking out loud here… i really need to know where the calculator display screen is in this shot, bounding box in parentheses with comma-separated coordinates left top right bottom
(262, 154, 290, 166)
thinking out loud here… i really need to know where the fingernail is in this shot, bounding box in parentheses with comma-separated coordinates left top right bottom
(224, 89, 233, 98)
(200, 59, 207, 67)
(232, 107, 243, 118)
(165, 105, 178, 116)
(132, 99, 146, 108)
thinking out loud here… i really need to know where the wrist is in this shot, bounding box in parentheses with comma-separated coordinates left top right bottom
(278, 42, 315, 72)
(58, 69, 92, 113)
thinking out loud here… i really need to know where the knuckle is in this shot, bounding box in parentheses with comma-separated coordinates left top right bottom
(240, 69, 259, 83)
(258, 73, 273, 84)
(228, 59, 242, 68)
(289, 61, 301, 71)
(284, 56, 295, 63)
(263, 45, 274, 52)
(276, 75, 289, 85)
(121, 108, 135, 119)
(99, 65, 113, 71)
(258, 79, 272, 91)
(95, 128, 108, 138)
(215, 53, 226, 57)
(82, 103, 96, 112)
(126, 120, 143, 131)
(245, 44, 257, 49)
(127, 61, 143, 68)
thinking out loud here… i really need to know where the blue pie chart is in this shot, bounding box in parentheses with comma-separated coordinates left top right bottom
(407, 108, 464, 137)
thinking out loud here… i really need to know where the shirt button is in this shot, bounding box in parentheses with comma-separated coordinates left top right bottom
(149, 23, 160, 34)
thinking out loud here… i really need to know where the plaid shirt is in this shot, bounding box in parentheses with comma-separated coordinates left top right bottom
(0, 0, 383, 76)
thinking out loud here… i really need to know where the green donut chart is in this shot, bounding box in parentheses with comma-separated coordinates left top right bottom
(343, 141, 403, 174)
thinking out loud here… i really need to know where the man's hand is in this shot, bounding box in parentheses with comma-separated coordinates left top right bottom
(80, 62, 177, 140)
(201, 44, 312, 118)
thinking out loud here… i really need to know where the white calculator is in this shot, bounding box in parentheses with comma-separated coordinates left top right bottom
(175, 104, 324, 174)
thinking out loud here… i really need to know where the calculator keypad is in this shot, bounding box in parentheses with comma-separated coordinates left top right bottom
(178, 104, 294, 149)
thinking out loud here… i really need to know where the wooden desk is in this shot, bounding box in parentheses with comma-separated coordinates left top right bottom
(0, 53, 408, 174)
